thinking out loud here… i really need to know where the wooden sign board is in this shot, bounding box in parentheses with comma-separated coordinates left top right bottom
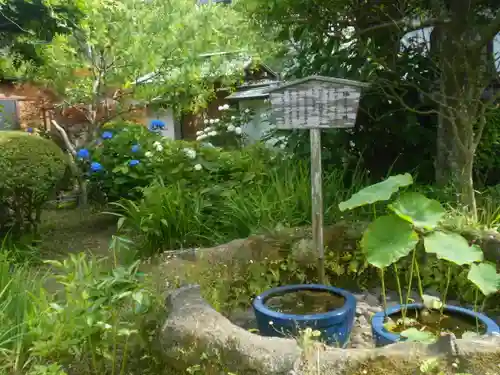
(267, 76, 368, 130)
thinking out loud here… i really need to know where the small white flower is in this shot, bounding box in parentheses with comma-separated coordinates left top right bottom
(223, 104, 230, 110)
(227, 124, 235, 132)
(153, 141, 161, 147)
(218, 105, 224, 111)
(204, 119, 209, 124)
(244, 108, 250, 113)
(208, 131, 217, 136)
(209, 119, 215, 124)
(197, 134, 207, 141)
(194, 163, 202, 171)
(204, 126, 212, 132)
(280, 143, 286, 149)
(183, 148, 197, 159)
(196, 130, 204, 136)
(155, 144, 163, 152)
(231, 116, 236, 120)
(234, 127, 242, 135)
(269, 320, 274, 325)
(213, 118, 220, 124)
(145, 151, 153, 158)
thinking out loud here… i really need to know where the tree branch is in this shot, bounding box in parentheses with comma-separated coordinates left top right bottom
(475, 10, 500, 50)
(357, 17, 447, 36)
(51, 119, 76, 156)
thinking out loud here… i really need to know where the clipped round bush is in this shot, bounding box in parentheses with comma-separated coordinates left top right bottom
(0, 131, 67, 234)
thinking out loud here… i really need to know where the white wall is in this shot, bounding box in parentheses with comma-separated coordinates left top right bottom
(146, 107, 180, 140)
(237, 99, 273, 143)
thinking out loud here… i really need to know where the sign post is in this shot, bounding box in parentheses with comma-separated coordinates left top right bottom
(267, 76, 368, 284)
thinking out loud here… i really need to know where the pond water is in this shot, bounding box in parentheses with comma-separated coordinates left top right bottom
(391, 308, 486, 338)
(265, 289, 345, 315)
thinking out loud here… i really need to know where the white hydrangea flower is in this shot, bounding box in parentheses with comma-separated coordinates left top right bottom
(155, 144, 164, 152)
(153, 141, 161, 147)
(183, 148, 197, 159)
(218, 105, 224, 111)
(223, 104, 230, 110)
(196, 134, 207, 141)
(234, 127, 242, 135)
(227, 124, 235, 132)
(205, 126, 212, 132)
(208, 131, 217, 136)
(145, 151, 153, 158)
(194, 163, 202, 171)
(213, 118, 220, 124)
(209, 119, 215, 124)
(204, 119, 209, 124)
(196, 130, 204, 136)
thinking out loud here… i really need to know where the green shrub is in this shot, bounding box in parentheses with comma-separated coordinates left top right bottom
(80, 120, 283, 204)
(0, 131, 67, 236)
(115, 158, 369, 256)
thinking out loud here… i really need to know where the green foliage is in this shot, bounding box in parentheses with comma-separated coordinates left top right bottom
(0, 251, 47, 373)
(467, 263, 500, 296)
(423, 232, 483, 266)
(35, 0, 273, 143)
(340, 174, 500, 342)
(114, 155, 367, 257)
(0, 241, 164, 375)
(338, 173, 413, 211)
(389, 192, 446, 230)
(361, 215, 419, 269)
(82, 122, 283, 203)
(0, 131, 67, 235)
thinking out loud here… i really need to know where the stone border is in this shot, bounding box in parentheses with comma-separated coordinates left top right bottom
(160, 285, 500, 375)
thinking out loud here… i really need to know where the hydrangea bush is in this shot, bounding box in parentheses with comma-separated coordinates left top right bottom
(75, 119, 282, 204)
(195, 104, 253, 149)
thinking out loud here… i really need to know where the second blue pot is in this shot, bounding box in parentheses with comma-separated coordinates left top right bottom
(252, 284, 356, 347)
(372, 303, 500, 347)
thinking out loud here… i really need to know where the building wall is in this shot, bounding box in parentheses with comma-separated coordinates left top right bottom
(0, 81, 54, 130)
(238, 99, 272, 143)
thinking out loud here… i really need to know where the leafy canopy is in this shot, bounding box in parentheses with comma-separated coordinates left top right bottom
(35, 0, 272, 122)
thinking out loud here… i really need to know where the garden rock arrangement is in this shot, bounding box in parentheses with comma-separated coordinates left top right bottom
(161, 285, 500, 375)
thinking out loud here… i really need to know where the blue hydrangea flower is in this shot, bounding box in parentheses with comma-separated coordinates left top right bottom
(77, 148, 90, 159)
(102, 131, 113, 140)
(90, 162, 103, 172)
(149, 119, 166, 132)
(129, 159, 140, 167)
(131, 144, 140, 153)
(26, 127, 34, 133)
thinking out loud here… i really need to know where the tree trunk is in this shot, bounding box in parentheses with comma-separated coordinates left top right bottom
(51, 120, 89, 207)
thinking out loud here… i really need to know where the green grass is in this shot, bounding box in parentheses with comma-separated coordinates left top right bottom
(0, 251, 48, 373)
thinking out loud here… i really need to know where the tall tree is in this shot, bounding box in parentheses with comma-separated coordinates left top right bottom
(242, 0, 500, 218)
(0, 0, 82, 76)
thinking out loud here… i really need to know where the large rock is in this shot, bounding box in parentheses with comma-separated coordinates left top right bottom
(160, 285, 500, 375)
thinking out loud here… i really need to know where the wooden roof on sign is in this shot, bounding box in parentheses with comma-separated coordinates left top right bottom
(267, 75, 369, 93)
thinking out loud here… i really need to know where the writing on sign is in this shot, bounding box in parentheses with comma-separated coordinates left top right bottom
(269, 79, 363, 129)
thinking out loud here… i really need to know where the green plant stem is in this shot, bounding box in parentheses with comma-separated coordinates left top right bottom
(119, 337, 130, 375)
(380, 268, 388, 320)
(393, 263, 405, 323)
(88, 336, 100, 375)
(440, 266, 452, 316)
(473, 288, 480, 333)
(414, 257, 424, 300)
(405, 248, 417, 305)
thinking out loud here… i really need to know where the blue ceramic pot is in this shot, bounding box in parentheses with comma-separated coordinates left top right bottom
(372, 303, 500, 347)
(252, 284, 356, 347)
